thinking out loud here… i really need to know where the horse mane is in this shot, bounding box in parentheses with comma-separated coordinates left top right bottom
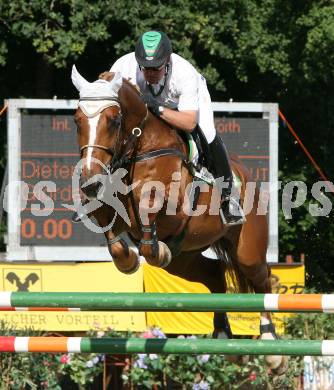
(123, 77, 142, 96)
(98, 71, 142, 98)
(99, 71, 186, 152)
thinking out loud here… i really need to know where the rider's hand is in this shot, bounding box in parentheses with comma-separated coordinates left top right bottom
(142, 95, 163, 117)
(99, 71, 114, 81)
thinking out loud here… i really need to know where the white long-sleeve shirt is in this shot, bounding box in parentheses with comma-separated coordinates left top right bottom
(110, 52, 216, 143)
(110, 52, 199, 112)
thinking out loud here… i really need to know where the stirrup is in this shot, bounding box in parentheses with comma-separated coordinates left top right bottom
(71, 200, 90, 223)
(220, 197, 246, 226)
(71, 209, 88, 223)
(72, 211, 80, 223)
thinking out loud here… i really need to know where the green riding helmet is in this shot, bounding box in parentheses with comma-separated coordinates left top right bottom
(135, 31, 172, 68)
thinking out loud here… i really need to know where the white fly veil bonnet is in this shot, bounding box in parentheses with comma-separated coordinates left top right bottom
(71, 65, 123, 117)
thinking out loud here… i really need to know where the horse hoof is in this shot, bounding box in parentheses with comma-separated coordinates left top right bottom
(261, 329, 287, 374)
(270, 355, 289, 376)
(265, 355, 282, 370)
(113, 250, 140, 274)
(121, 260, 140, 274)
(158, 241, 172, 268)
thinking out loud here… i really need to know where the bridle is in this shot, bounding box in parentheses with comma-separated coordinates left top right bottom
(78, 96, 147, 171)
(77, 95, 188, 171)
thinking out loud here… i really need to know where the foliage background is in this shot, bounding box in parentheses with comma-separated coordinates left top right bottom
(0, 0, 333, 290)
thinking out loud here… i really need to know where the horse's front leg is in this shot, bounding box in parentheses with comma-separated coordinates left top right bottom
(136, 187, 172, 268)
(93, 207, 140, 274)
(107, 232, 140, 274)
(137, 218, 172, 268)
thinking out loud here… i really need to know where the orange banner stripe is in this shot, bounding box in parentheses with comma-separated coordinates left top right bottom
(28, 337, 69, 352)
(278, 294, 322, 310)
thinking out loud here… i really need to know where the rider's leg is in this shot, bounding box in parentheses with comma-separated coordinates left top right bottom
(198, 75, 244, 225)
(197, 129, 245, 225)
(208, 134, 245, 224)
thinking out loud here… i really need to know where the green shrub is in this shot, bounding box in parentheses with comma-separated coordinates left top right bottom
(4, 311, 334, 390)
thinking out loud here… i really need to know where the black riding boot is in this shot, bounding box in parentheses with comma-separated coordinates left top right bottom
(208, 134, 245, 225)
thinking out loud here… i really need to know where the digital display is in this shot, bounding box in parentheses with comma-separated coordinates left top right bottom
(215, 117, 269, 183)
(20, 113, 270, 246)
(20, 114, 105, 246)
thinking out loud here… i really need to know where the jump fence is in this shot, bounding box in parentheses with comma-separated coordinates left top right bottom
(1, 292, 333, 355)
(1, 337, 334, 355)
(1, 292, 334, 312)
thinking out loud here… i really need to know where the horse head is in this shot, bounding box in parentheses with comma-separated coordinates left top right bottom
(71, 65, 146, 199)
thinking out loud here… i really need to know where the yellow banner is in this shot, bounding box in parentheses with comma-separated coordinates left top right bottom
(0, 262, 146, 332)
(227, 264, 305, 335)
(144, 263, 305, 335)
(144, 264, 213, 334)
(0, 261, 305, 335)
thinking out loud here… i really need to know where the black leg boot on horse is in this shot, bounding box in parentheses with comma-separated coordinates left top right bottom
(208, 134, 245, 225)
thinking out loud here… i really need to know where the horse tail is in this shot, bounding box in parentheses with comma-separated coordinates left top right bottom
(212, 237, 253, 293)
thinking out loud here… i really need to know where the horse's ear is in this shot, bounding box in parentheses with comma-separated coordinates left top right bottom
(71, 65, 90, 92)
(109, 71, 123, 93)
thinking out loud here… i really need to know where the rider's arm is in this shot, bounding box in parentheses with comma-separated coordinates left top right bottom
(99, 55, 130, 80)
(160, 65, 199, 132)
(160, 108, 197, 132)
(106, 53, 137, 84)
(110, 53, 130, 73)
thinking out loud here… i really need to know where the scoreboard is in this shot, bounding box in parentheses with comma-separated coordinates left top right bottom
(20, 113, 105, 247)
(6, 100, 278, 261)
(215, 116, 270, 183)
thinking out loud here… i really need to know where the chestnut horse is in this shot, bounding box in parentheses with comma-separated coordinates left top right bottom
(71, 66, 286, 373)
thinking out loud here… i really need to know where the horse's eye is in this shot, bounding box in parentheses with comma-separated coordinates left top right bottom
(110, 116, 121, 129)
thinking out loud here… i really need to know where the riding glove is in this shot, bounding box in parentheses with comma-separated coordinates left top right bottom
(142, 95, 163, 117)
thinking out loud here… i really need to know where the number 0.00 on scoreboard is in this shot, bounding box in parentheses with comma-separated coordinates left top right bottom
(20, 114, 105, 246)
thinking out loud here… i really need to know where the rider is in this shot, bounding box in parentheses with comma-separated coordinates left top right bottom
(73, 30, 244, 225)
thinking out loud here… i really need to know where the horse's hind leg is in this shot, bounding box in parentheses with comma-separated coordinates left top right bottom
(165, 251, 232, 339)
(233, 211, 288, 374)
